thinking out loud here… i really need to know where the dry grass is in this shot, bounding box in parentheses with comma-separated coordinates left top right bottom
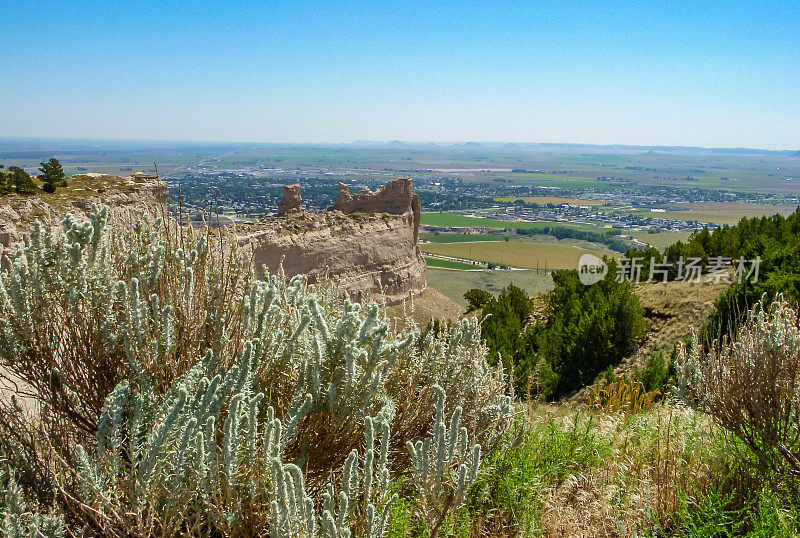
(537, 404, 719, 537)
(624, 279, 726, 374)
(588, 378, 659, 416)
(385, 286, 463, 327)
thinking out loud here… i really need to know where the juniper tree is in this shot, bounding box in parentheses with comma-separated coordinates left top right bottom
(5, 166, 37, 194)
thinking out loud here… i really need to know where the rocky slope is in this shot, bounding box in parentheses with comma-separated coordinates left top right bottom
(568, 278, 728, 404)
(238, 177, 427, 304)
(0, 174, 428, 306)
(0, 173, 168, 248)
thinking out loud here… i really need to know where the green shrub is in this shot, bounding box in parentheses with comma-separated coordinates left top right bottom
(635, 348, 676, 394)
(3, 166, 38, 194)
(672, 484, 745, 537)
(527, 260, 647, 397)
(463, 288, 492, 314)
(476, 283, 533, 374)
(463, 415, 608, 535)
(747, 487, 800, 537)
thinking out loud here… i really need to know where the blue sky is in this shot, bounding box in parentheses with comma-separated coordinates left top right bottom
(1, 0, 798, 148)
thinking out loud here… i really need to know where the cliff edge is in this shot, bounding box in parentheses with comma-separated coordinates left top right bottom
(0, 174, 427, 306)
(0, 173, 168, 249)
(238, 177, 427, 304)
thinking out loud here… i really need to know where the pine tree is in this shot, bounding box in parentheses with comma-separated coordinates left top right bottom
(0, 165, 10, 194)
(7, 166, 38, 194)
(38, 157, 67, 192)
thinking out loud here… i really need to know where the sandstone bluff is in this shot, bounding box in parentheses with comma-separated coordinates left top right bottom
(238, 177, 426, 304)
(0, 173, 169, 249)
(0, 174, 427, 305)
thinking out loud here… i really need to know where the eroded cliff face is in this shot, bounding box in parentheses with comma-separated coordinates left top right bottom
(0, 174, 168, 248)
(0, 174, 426, 305)
(238, 177, 427, 304)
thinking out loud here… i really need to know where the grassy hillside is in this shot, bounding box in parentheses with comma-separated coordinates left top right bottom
(425, 267, 554, 308)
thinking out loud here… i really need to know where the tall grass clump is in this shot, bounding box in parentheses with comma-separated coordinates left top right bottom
(0, 206, 511, 536)
(676, 295, 800, 480)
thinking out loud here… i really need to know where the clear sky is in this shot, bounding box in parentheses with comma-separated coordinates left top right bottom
(1, 1, 798, 149)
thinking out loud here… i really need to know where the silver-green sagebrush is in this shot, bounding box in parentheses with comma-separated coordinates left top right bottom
(0, 205, 511, 536)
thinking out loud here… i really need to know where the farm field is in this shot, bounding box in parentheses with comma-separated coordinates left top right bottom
(423, 256, 483, 270)
(672, 202, 799, 211)
(425, 267, 555, 308)
(488, 175, 617, 189)
(421, 240, 611, 270)
(630, 230, 693, 249)
(494, 196, 607, 206)
(421, 212, 597, 231)
(627, 205, 797, 225)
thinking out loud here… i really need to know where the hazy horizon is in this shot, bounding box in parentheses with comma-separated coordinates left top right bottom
(0, 136, 797, 154)
(2, 1, 798, 149)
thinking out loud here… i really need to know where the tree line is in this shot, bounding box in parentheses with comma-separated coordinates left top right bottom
(463, 257, 646, 400)
(625, 207, 800, 339)
(516, 225, 629, 252)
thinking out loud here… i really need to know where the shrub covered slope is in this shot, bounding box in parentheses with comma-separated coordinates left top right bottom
(0, 206, 510, 536)
(1, 205, 800, 536)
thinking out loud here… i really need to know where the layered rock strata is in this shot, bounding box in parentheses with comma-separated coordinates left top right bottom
(238, 177, 426, 304)
(0, 174, 427, 305)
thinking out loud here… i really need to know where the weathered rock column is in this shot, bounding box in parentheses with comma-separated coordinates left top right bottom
(277, 184, 305, 216)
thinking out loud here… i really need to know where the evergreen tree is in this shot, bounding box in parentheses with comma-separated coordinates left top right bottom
(475, 261, 647, 399)
(534, 262, 647, 396)
(473, 284, 534, 377)
(38, 158, 67, 192)
(463, 288, 492, 313)
(0, 165, 9, 194)
(7, 166, 38, 194)
(656, 208, 800, 340)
